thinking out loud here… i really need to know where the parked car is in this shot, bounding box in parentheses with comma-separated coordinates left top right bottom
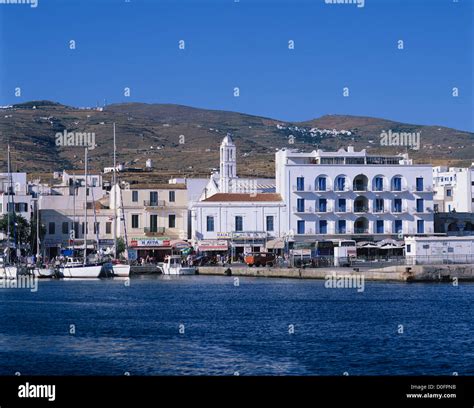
(244, 252, 276, 267)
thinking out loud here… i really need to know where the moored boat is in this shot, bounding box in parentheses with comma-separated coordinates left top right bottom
(160, 255, 196, 275)
(112, 262, 130, 277)
(32, 266, 56, 278)
(59, 257, 103, 279)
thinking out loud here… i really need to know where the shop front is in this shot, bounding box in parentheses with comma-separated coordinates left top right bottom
(266, 238, 285, 255)
(129, 237, 172, 262)
(218, 232, 268, 261)
(197, 239, 229, 255)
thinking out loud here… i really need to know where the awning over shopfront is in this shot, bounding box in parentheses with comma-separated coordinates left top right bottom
(170, 240, 191, 250)
(197, 240, 229, 251)
(357, 239, 404, 249)
(266, 238, 285, 250)
(378, 239, 405, 249)
(357, 241, 379, 249)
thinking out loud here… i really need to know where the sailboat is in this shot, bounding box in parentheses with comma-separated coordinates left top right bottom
(58, 148, 104, 278)
(1, 145, 17, 279)
(111, 123, 130, 278)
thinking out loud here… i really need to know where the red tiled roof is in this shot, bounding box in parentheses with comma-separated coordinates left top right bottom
(202, 193, 283, 202)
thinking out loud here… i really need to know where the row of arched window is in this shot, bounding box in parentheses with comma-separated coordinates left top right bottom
(296, 175, 425, 192)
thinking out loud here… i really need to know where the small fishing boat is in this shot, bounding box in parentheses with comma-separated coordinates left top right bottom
(159, 255, 196, 275)
(112, 261, 130, 277)
(32, 266, 56, 278)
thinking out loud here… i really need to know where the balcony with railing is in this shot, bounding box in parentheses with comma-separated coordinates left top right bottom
(143, 200, 166, 208)
(292, 184, 314, 193)
(293, 206, 312, 214)
(413, 206, 426, 214)
(144, 227, 166, 236)
(354, 228, 370, 234)
(354, 206, 369, 214)
(294, 228, 315, 235)
(392, 206, 409, 214)
(412, 185, 433, 193)
(316, 204, 332, 213)
(335, 205, 349, 213)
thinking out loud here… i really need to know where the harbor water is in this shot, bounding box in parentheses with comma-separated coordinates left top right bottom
(0, 276, 473, 375)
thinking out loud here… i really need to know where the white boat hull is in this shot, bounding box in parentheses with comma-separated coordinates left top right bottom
(33, 267, 56, 278)
(162, 266, 196, 276)
(60, 265, 103, 278)
(1, 266, 17, 279)
(112, 264, 130, 277)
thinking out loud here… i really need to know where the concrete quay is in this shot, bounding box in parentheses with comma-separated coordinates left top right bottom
(197, 264, 474, 282)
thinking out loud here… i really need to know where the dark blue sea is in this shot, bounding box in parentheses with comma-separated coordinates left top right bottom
(1, 276, 473, 375)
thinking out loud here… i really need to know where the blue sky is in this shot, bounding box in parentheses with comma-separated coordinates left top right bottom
(0, 0, 473, 131)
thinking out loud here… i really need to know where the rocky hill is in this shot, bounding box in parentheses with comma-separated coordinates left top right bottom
(0, 101, 472, 179)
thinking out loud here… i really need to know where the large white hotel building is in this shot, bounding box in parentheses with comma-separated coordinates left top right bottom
(275, 146, 434, 242)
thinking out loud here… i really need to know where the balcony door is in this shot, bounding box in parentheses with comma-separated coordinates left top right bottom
(150, 214, 158, 233)
(150, 191, 158, 205)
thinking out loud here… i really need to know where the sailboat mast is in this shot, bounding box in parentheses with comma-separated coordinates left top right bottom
(6, 144, 11, 264)
(72, 173, 76, 255)
(113, 123, 117, 259)
(83, 148, 88, 265)
(36, 187, 40, 260)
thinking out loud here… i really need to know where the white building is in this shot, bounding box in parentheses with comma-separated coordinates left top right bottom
(275, 146, 434, 242)
(191, 193, 285, 257)
(405, 236, 474, 265)
(432, 165, 474, 213)
(0, 172, 33, 241)
(0, 172, 32, 221)
(38, 171, 112, 257)
(190, 134, 284, 255)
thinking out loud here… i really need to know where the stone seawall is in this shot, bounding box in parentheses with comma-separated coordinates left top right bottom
(130, 265, 159, 274)
(197, 264, 474, 282)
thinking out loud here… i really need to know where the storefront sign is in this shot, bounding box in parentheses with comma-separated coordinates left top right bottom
(99, 239, 115, 247)
(198, 240, 228, 251)
(231, 232, 267, 240)
(130, 237, 171, 248)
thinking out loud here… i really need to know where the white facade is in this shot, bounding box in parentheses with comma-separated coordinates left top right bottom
(405, 236, 474, 264)
(0, 173, 33, 240)
(39, 205, 115, 256)
(432, 165, 474, 213)
(275, 147, 434, 241)
(191, 193, 285, 253)
(38, 172, 110, 256)
(0, 173, 32, 221)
